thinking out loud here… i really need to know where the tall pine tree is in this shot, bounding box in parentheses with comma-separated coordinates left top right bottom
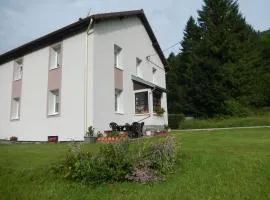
(172, 0, 260, 117)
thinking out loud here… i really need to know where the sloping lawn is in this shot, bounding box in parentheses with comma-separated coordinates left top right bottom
(1, 128, 270, 200)
(179, 110, 270, 129)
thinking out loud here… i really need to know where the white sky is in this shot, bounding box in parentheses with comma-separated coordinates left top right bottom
(0, 0, 269, 57)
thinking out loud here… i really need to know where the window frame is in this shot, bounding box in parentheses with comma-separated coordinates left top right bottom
(153, 91, 162, 113)
(115, 88, 123, 114)
(50, 43, 62, 70)
(134, 89, 150, 115)
(152, 68, 157, 84)
(136, 57, 142, 78)
(114, 44, 122, 70)
(13, 58, 23, 81)
(11, 97, 20, 120)
(48, 89, 60, 116)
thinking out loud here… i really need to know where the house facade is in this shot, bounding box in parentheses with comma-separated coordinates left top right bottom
(0, 10, 168, 141)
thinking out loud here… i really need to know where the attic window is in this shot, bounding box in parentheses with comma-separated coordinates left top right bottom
(13, 58, 23, 81)
(50, 44, 62, 70)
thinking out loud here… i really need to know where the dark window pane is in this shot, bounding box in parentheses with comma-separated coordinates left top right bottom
(135, 92, 148, 114)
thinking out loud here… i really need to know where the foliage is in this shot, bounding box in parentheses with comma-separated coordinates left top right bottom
(97, 131, 103, 138)
(154, 107, 165, 116)
(166, 0, 270, 117)
(143, 136, 177, 173)
(55, 136, 177, 184)
(126, 136, 177, 183)
(224, 99, 251, 117)
(168, 114, 185, 129)
(106, 131, 120, 137)
(85, 126, 95, 137)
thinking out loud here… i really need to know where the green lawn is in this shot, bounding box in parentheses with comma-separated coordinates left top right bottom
(1, 128, 270, 200)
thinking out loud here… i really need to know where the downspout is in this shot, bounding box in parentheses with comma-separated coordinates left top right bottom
(84, 17, 94, 135)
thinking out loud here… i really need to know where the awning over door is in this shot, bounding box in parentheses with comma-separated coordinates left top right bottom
(131, 75, 167, 93)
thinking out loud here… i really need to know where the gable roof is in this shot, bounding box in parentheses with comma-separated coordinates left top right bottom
(0, 9, 168, 69)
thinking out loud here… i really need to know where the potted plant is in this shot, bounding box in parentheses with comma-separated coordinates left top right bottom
(84, 126, 97, 143)
(154, 107, 165, 116)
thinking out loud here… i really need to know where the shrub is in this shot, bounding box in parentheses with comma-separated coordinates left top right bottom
(97, 131, 103, 138)
(224, 99, 251, 117)
(143, 136, 177, 173)
(55, 136, 178, 184)
(127, 136, 178, 183)
(168, 114, 185, 129)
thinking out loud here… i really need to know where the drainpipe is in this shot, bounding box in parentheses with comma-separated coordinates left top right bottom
(84, 18, 94, 135)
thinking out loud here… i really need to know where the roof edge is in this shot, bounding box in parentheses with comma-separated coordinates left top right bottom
(0, 9, 168, 69)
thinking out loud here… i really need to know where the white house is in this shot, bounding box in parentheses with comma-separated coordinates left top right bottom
(0, 10, 168, 141)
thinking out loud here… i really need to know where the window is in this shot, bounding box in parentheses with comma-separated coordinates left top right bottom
(114, 44, 122, 69)
(48, 89, 60, 115)
(50, 44, 62, 69)
(115, 89, 123, 113)
(153, 92, 162, 111)
(13, 59, 23, 81)
(152, 68, 157, 84)
(136, 57, 142, 77)
(11, 98, 20, 120)
(135, 91, 149, 114)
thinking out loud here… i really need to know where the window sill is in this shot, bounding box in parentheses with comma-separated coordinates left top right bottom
(114, 66, 123, 70)
(49, 66, 61, 71)
(13, 78, 22, 82)
(153, 113, 164, 117)
(10, 118, 20, 121)
(115, 112, 124, 115)
(135, 113, 150, 116)
(47, 113, 60, 118)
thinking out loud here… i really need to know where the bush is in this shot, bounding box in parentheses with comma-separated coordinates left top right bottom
(168, 114, 185, 129)
(126, 136, 178, 183)
(55, 136, 178, 184)
(224, 99, 251, 117)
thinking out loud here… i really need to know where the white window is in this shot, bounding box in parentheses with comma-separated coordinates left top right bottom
(136, 58, 142, 78)
(13, 59, 23, 81)
(115, 89, 123, 113)
(135, 91, 149, 114)
(152, 68, 157, 84)
(114, 44, 122, 69)
(50, 44, 62, 69)
(11, 98, 20, 120)
(48, 89, 60, 115)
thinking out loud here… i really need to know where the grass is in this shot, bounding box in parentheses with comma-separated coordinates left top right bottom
(179, 109, 270, 129)
(1, 128, 270, 199)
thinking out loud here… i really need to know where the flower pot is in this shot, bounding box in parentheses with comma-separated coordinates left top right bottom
(84, 136, 97, 143)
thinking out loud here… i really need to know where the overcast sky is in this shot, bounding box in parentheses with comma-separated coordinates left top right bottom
(0, 0, 269, 57)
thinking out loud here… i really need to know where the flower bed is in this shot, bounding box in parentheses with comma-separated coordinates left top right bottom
(97, 131, 128, 142)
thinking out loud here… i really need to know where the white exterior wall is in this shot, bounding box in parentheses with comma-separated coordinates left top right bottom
(92, 16, 168, 132)
(0, 15, 167, 140)
(0, 32, 87, 141)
